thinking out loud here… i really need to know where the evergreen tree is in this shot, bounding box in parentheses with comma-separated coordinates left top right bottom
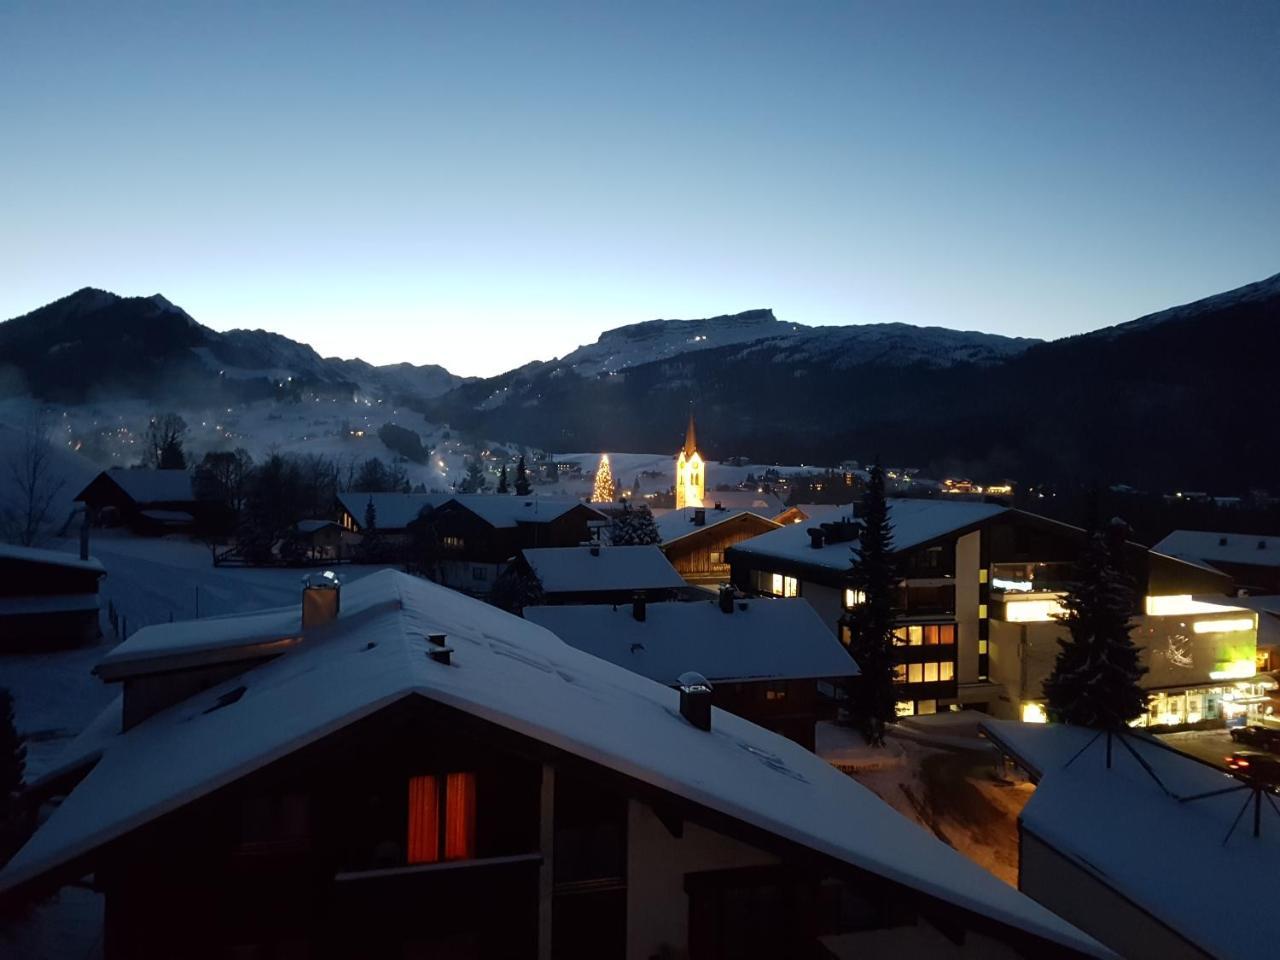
(592, 454, 615, 503)
(460, 458, 487, 494)
(497, 464, 509, 494)
(0, 687, 26, 824)
(1043, 518, 1148, 728)
(364, 496, 377, 532)
(610, 501, 662, 545)
(514, 456, 532, 496)
(841, 463, 898, 746)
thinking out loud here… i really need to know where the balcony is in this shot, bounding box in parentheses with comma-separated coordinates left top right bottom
(989, 562, 1075, 596)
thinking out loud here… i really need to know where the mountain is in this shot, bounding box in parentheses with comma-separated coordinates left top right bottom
(419, 273, 1280, 491)
(0, 288, 464, 404)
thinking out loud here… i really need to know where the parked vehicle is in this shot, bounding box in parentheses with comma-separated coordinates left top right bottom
(1228, 725, 1280, 751)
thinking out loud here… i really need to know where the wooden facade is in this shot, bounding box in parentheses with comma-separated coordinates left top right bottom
(0, 548, 104, 651)
(663, 513, 781, 584)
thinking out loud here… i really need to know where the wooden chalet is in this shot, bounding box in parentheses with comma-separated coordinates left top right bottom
(657, 505, 783, 584)
(1, 571, 1107, 960)
(0, 543, 105, 651)
(515, 544, 687, 605)
(74, 469, 221, 536)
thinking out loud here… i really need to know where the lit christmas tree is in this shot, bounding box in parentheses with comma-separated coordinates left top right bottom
(592, 453, 615, 503)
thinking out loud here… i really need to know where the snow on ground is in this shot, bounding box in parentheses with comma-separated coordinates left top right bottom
(0, 532, 401, 780)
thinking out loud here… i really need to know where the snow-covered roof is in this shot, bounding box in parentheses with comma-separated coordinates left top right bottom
(981, 719, 1276, 960)
(445, 494, 602, 529)
(137, 509, 194, 524)
(335, 491, 448, 529)
(1152, 529, 1280, 570)
(95, 605, 302, 678)
(695, 490, 787, 515)
(0, 542, 105, 575)
(525, 598, 858, 684)
(655, 506, 780, 545)
(92, 468, 194, 504)
(295, 519, 342, 534)
(0, 571, 1106, 956)
(521, 545, 686, 594)
(727, 498, 1010, 574)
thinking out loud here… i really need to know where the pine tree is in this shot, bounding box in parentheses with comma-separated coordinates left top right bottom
(461, 458, 487, 494)
(841, 463, 898, 746)
(514, 456, 532, 496)
(610, 501, 662, 545)
(497, 464, 509, 494)
(0, 687, 26, 823)
(1043, 519, 1148, 728)
(592, 454, 615, 503)
(364, 496, 377, 532)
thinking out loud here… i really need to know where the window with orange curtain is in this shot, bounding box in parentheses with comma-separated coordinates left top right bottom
(407, 775, 440, 864)
(406, 772, 476, 864)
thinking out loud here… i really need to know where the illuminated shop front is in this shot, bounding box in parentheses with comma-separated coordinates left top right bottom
(1132, 678, 1277, 728)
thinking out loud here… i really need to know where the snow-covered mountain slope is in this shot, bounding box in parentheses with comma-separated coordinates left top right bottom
(552, 309, 1036, 377)
(1096, 271, 1280, 338)
(0, 289, 464, 403)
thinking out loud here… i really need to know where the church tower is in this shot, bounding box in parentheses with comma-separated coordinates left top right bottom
(675, 408, 704, 510)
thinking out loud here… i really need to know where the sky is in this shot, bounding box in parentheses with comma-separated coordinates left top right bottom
(1, 1, 1277, 377)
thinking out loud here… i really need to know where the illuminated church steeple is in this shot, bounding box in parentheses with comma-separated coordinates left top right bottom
(675, 408, 704, 509)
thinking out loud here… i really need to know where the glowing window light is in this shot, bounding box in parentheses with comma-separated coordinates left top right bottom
(1145, 595, 1245, 616)
(1191, 617, 1256, 635)
(1022, 702, 1048, 724)
(1209, 659, 1257, 680)
(992, 577, 1034, 593)
(1003, 598, 1067, 622)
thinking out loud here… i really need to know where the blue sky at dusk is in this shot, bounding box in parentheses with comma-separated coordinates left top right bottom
(2, 1, 1277, 376)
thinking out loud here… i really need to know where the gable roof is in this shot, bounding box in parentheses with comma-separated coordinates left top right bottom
(525, 598, 857, 684)
(982, 719, 1275, 960)
(77, 468, 195, 505)
(0, 571, 1105, 957)
(656, 506, 781, 545)
(727, 498, 1010, 574)
(1153, 529, 1280, 570)
(444, 494, 604, 529)
(0, 542, 105, 575)
(335, 491, 448, 530)
(521, 545, 686, 594)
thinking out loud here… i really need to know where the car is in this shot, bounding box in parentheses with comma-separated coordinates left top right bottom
(1228, 725, 1280, 751)
(1224, 751, 1280, 787)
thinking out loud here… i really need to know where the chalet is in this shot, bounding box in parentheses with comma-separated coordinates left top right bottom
(1153, 529, 1280, 595)
(525, 592, 856, 750)
(291, 520, 350, 561)
(74, 468, 218, 535)
(727, 499, 1261, 728)
(335, 491, 447, 534)
(411, 496, 608, 595)
(657, 506, 782, 585)
(982, 719, 1273, 960)
(0, 543, 105, 651)
(516, 544, 687, 604)
(1, 571, 1108, 959)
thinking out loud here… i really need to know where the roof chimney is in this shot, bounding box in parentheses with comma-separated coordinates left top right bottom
(714, 501, 724, 511)
(693, 508, 706, 526)
(677, 672, 713, 731)
(590, 542, 601, 557)
(718, 584, 735, 614)
(632, 592, 647, 622)
(807, 527, 825, 549)
(302, 571, 341, 629)
(426, 632, 453, 665)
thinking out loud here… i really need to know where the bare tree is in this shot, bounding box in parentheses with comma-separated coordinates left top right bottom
(2, 413, 67, 546)
(142, 412, 188, 469)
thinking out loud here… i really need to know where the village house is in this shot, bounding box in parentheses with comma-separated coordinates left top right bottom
(1153, 529, 1280, 595)
(657, 505, 783, 585)
(74, 468, 223, 535)
(525, 591, 856, 750)
(1, 571, 1108, 960)
(981, 719, 1273, 960)
(515, 544, 687, 605)
(726, 499, 1261, 727)
(0, 542, 105, 651)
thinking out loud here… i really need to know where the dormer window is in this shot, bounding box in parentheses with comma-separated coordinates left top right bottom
(407, 772, 477, 864)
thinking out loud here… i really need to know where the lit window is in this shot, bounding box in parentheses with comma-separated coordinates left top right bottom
(939, 624, 955, 645)
(783, 576, 798, 598)
(893, 663, 907, 682)
(940, 661, 954, 681)
(407, 772, 477, 864)
(844, 588, 865, 608)
(924, 662, 939, 683)
(978, 568, 988, 584)
(472, 566, 488, 581)
(1002, 598, 1066, 622)
(908, 663, 923, 683)
(978, 639, 988, 655)
(908, 625, 923, 646)
(895, 700, 915, 717)
(893, 627, 909, 646)
(917, 699, 937, 715)
(1021, 703, 1048, 724)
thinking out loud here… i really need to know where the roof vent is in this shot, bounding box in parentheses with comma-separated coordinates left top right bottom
(678, 672, 713, 731)
(632, 593, 647, 622)
(693, 508, 706, 527)
(302, 571, 341, 629)
(1220, 537, 1229, 546)
(714, 501, 724, 511)
(718, 584, 735, 614)
(590, 542, 600, 557)
(808, 527, 825, 549)
(204, 686, 246, 714)
(426, 633, 454, 665)
(1260, 540, 1268, 550)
